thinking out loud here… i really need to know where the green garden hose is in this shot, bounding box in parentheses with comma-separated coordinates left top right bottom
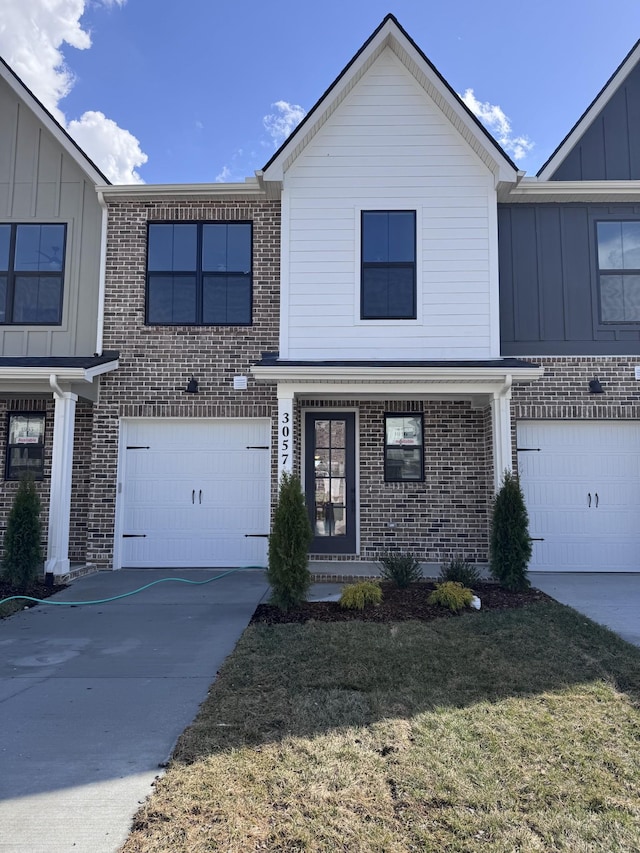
(0, 566, 267, 608)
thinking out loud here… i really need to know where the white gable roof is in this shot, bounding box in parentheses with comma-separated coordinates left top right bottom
(537, 39, 640, 181)
(260, 14, 518, 189)
(0, 56, 109, 186)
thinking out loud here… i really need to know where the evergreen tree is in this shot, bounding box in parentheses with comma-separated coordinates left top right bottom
(489, 470, 532, 591)
(267, 472, 313, 610)
(2, 476, 43, 592)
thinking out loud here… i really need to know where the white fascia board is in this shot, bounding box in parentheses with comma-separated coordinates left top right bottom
(0, 360, 119, 384)
(0, 61, 107, 186)
(98, 180, 264, 200)
(500, 179, 640, 203)
(251, 364, 544, 385)
(261, 18, 518, 185)
(538, 43, 640, 181)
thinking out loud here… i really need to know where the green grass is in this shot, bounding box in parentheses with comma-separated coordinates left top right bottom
(122, 602, 640, 852)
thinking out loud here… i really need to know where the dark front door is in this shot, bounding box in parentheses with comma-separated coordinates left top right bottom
(305, 412, 356, 554)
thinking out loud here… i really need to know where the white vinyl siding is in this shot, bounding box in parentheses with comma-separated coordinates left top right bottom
(281, 48, 497, 360)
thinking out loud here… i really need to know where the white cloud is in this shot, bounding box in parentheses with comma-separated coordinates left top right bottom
(215, 165, 232, 183)
(460, 89, 533, 161)
(263, 100, 306, 147)
(68, 111, 147, 183)
(0, 0, 147, 183)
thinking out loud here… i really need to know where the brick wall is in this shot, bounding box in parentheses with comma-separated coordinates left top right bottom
(300, 398, 492, 563)
(87, 197, 281, 567)
(0, 397, 92, 563)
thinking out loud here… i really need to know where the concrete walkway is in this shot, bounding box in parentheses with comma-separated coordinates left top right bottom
(530, 572, 640, 647)
(0, 569, 270, 853)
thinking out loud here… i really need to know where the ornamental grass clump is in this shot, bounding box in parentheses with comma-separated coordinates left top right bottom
(428, 581, 474, 613)
(490, 470, 532, 592)
(377, 553, 422, 588)
(339, 580, 383, 611)
(438, 555, 481, 587)
(267, 472, 313, 611)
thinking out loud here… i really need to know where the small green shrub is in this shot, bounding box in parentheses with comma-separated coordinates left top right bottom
(490, 470, 532, 592)
(377, 553, 422, 588)
(428, 581, 474, 613)
(438, 555, 481, 587)
(339, 580, 383, 610)
(2, 475, 43, 592)
(267, 472, 313, 611)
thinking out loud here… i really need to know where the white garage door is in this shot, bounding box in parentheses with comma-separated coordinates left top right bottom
(118, 419, 271, 568)
(517, 421, 640, 572)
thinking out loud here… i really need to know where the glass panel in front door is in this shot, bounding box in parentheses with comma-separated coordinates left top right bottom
(314, 419, 347, 537)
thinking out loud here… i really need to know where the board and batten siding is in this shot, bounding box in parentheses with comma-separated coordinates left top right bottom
(281, 48, 499, 361)
(0, 77, 102, 358)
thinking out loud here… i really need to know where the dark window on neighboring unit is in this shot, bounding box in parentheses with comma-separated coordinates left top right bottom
(5, 413, 46, 480)
(384, 414, 423, 482)
(596, 221, 640, 322)
(361, 211, 416, 319)
(0, 224, 66, 324)
(146, 222, 252, 325)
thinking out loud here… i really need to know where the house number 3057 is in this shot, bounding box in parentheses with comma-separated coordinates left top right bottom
(280, 411, 290, 467)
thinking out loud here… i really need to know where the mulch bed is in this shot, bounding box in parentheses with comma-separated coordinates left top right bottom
(0, 579, 67, 615)
(250, 582, 552, 625)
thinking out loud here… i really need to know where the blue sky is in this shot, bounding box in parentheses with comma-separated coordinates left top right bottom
(2, 0, 640, 184)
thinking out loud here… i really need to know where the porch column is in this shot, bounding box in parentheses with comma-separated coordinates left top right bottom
(491, 378, 513, 492)
(277, 386, 295, 481)
(46, 387, 77, 577)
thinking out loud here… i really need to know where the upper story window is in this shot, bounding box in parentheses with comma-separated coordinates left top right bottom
(146, 222, 252, 325)
(361, 211, 416, 320)
(0, 224, 66, 325)
(597, 221, 640, 322)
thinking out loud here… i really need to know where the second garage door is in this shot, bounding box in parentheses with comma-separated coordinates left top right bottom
(118, 419, 271, 568)
(517, 420, 640, 572)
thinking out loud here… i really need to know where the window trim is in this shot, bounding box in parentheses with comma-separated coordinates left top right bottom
(383, 412, 424, 483)
(145, 220, 253, 326)
(0, 223, 66, 326)
(5, 411, 46, 481)
(594, 218, 640, 325)
(360, 210, 417, 321)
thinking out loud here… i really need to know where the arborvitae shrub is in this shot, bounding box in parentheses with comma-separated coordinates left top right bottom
(2, 475, 43, 592)
(428, 581, 474, 613)
(489, 470, 532, 592)
(339, 580, 383, 610)
(267, 472, 313, 610)
(377, 553, 422, 588)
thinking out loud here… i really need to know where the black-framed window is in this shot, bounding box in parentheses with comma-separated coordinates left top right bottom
(384, 414, 423, 482)
(361, 211, 416, 319)
(146, 222, 252, 325)
(596, 221, 640, 322)
(0, 224, 66, 324)
(5, 413, 46, 480)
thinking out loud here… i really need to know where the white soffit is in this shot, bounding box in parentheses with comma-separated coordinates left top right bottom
(499, 179, 640, 203)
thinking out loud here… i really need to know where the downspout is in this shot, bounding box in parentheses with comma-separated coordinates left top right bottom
(95, 189, 108, 357)
(49, 373, 64, 399)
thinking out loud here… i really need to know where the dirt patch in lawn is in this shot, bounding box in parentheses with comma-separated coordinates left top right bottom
(251, 581, 551, 625)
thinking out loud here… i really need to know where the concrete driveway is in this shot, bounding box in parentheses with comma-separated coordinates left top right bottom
(531, 572, 640, 647)
(0, 568, 269, 853)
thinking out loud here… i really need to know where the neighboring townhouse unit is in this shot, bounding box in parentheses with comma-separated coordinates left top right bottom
(3, 15, 640, 577)
(0, 59, 118, 579)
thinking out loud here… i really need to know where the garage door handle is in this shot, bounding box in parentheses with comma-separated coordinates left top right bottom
(588, 492, 591, 507)
(192, 490, 195, 504)
(199, 490, 202, 504)
(595, 492, 599, 508)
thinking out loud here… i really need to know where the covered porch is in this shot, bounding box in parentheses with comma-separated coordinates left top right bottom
(253, 357, 543, 565)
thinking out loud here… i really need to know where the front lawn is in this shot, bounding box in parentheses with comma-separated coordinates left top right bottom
(123, 601, 640, 852)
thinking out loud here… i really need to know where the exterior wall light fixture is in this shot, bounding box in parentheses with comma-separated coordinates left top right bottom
(588, 379, 604, 394)
(185, 377, 199, 394)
